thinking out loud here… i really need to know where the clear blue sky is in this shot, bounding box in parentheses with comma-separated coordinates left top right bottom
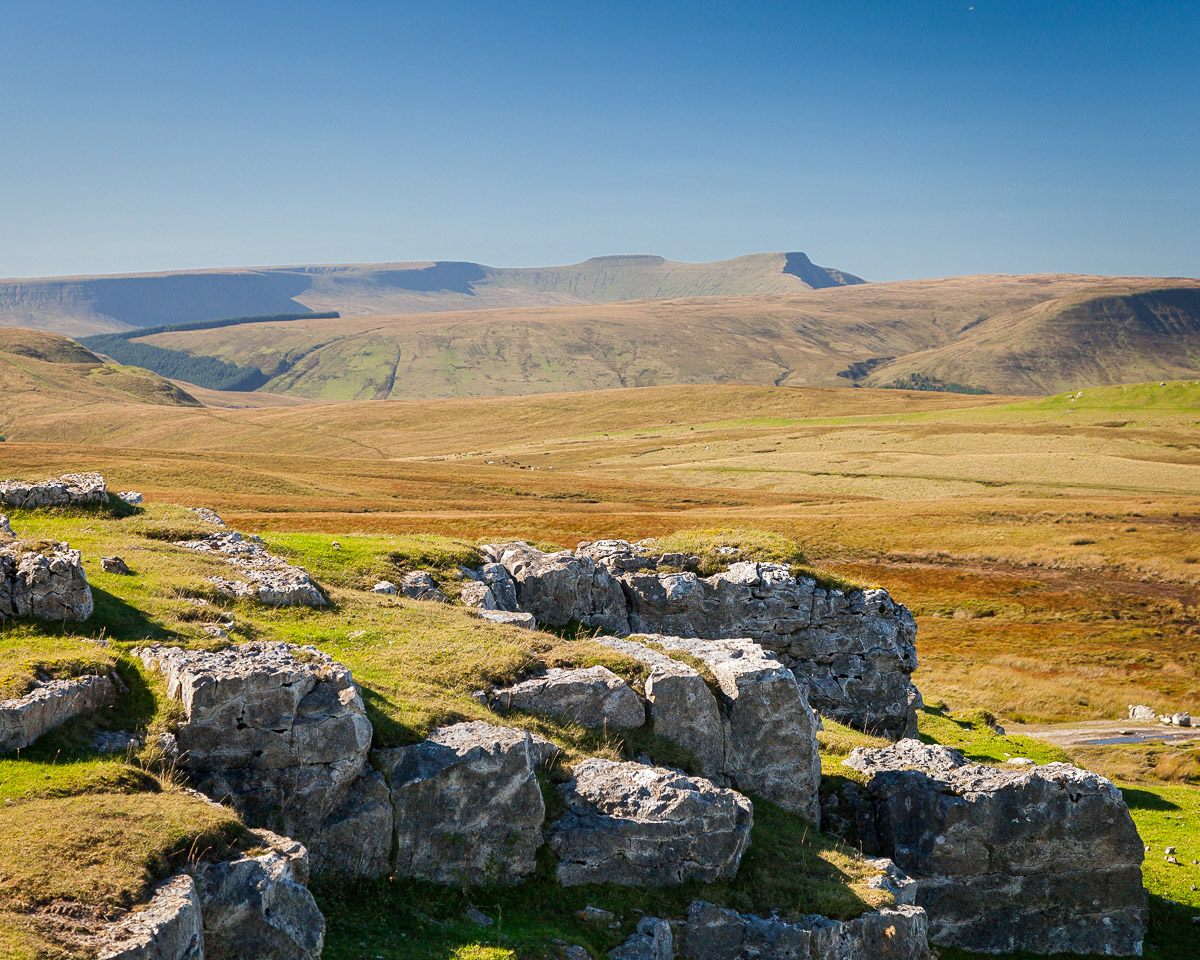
(1, 1, 1196, 281)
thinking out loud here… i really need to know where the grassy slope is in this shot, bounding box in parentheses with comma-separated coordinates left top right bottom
(125, 274, 1200, 399)
(0, 252, 853, 337)
(3, 503, 1195, 957)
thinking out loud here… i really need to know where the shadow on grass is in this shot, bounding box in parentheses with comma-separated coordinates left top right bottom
(1121, 785, 1183, 813)
(90, 586, 178, 643)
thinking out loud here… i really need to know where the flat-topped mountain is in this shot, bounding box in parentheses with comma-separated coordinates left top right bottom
(0, 251, 862, 336)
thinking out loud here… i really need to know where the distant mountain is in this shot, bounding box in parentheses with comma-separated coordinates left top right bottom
(88, 273, 1200, 400)
(0, 252, 863, 336)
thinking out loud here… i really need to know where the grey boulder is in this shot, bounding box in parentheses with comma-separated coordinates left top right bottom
(610, 917, 674, 960)
(0, 674, 115, 752)
(0, 472, 108, 509)
(493, 666, 645, 729)
(376, 720, 557, 885)
(549, 759, 752, 887)
(98, 874, 204, 960)
(0, 539, 94, 621)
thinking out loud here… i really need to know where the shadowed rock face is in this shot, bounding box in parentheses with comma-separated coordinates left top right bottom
(0, 675, 115, 753)
(492, 666, 645, 729)
(0, 540, 94, 621)
(678, 899, 931, 960)
(549, 759, 753, 887)
(138, 643, 374, 848)
(375, 721, 558, 886)
(844, 741, 1147, 955)
(479, 541, 920, 739)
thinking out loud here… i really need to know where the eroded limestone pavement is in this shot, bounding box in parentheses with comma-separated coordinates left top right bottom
(0, 477, 1154, 959)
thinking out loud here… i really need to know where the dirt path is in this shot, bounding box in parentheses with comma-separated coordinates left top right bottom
(1012, 720, 1200, 748)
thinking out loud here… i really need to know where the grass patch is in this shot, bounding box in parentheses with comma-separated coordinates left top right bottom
(916, 707, 1072, 766)
(0, 627, 115, 701)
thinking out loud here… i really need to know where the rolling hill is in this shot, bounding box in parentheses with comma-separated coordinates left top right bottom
(109, 273, 1200, 399)
(0, 252, 861, 336)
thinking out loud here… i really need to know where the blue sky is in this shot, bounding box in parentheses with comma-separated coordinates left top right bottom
(1, 1, 1196, 280)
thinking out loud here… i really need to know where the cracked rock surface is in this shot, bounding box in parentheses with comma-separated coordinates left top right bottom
(176, 531, 325, 607)
(493, 666, 645, 729)
(549, 758, 753, 887)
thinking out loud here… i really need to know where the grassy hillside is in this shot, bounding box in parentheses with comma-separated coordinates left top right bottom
(0, 252, 860, 336)
(868, 287, 1200, 393)
(126, 273, 1200, 399)
(0, 328, 200, 421)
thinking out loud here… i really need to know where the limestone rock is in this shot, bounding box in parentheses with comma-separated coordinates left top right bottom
(486, 541, 630, 634)
(1128, 704, 1156, 721)
(0, 674, 115, 752)
(376, 721, 556, 885)
(549, 759, 752, 887)
(459, 579, 497, 608)
(306, 768, 393, 878)
(856, 751, 1147, 955)
(93, 729, 142, 754)
(98, 874, 204, 960)
(177, 531, 325, 607)
(0, 472, 107, 509)
(597, 637, 724, 779)
(138, 643, 373, 847)
(103, 556, 133, 575)
(0, 514, 12, 539)
(189, 507, 226, 526)
(478, 609, 537, 629)
(399, 570, 449, 602)
(610, 917, 674, 960)
(193, 830, 324, 960)
(372, 580, 397, 595)
(678, 900, 931, 960)
(637, 635, 822, 823)
(493, 666, 645, 729)
(619, 559, 920, 739)
(0, 539, 94, 621)
(117, 491, 144, 506)
(844, 739, 967, 776)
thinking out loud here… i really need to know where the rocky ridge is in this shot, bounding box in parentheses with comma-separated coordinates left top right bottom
(175, 529, 325, 607)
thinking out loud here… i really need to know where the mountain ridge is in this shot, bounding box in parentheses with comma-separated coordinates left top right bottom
(0, 251, 862, 336)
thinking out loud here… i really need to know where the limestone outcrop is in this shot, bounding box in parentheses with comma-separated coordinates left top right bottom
(176, 531, 325, 607)
(625, 635, 822, 824)
(482, 542, 630, 634)
(844, 739, 967, 776)
(0, 513, 13, 539)
(476, 540, 919, 738)
(376, 721, 557, 885)
(0, 472, 108, 509)
(678, 900, 931, 960)
(138, 643, 374, 851)
(98, 874, 204, 960)
(0, 674, 116, 752)
(598, 637, 725, 779)
(549, 759, 753, 887)
(1, 539, 94, 620)
(398, 570, 449, 602)
(610, 917, 673, 960)
(492, 666, 646, 729)
(478, 609, 537, 629)
(192, 831, 324, 960)
(842, 740, 1147, 955)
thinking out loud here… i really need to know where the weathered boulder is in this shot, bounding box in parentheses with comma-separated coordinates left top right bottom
(478, 541, 920, 738)
(98, 874, 204, 960)
(478, 609, 537, 629)
(0, 472, 107, 509)
(619, 560, 919, 739)
(0, 539, 94, 620)
(375, 721, 557, 885)
(1127, 704, 1156, 721)
(177, 532, 325, 607)
(636, 635, 822, 824)
(138, 643, 373, 849)
(493, 666, 645, 729)
(0, 514, 12, 539)
(103, 556, 133, 575)
(189, 507, 226, 526)
(597, 637, 725, 780)
(678, 899, 931, 960)
(398, 570, 449, 602)
(459, 579, 496, 608)
(0, 674, 115, 752)
(549, 759, 753, 887)
(372, 580, 397, 595)
(846, 742, 1147, 955)
(306, 768, 393, 879)
(484, 542, 630, 634)
(117, 491, 144, 506)
(192, 830, 324, 960)
(844, 739, 967, 777)
(610, 917, 674, 960)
